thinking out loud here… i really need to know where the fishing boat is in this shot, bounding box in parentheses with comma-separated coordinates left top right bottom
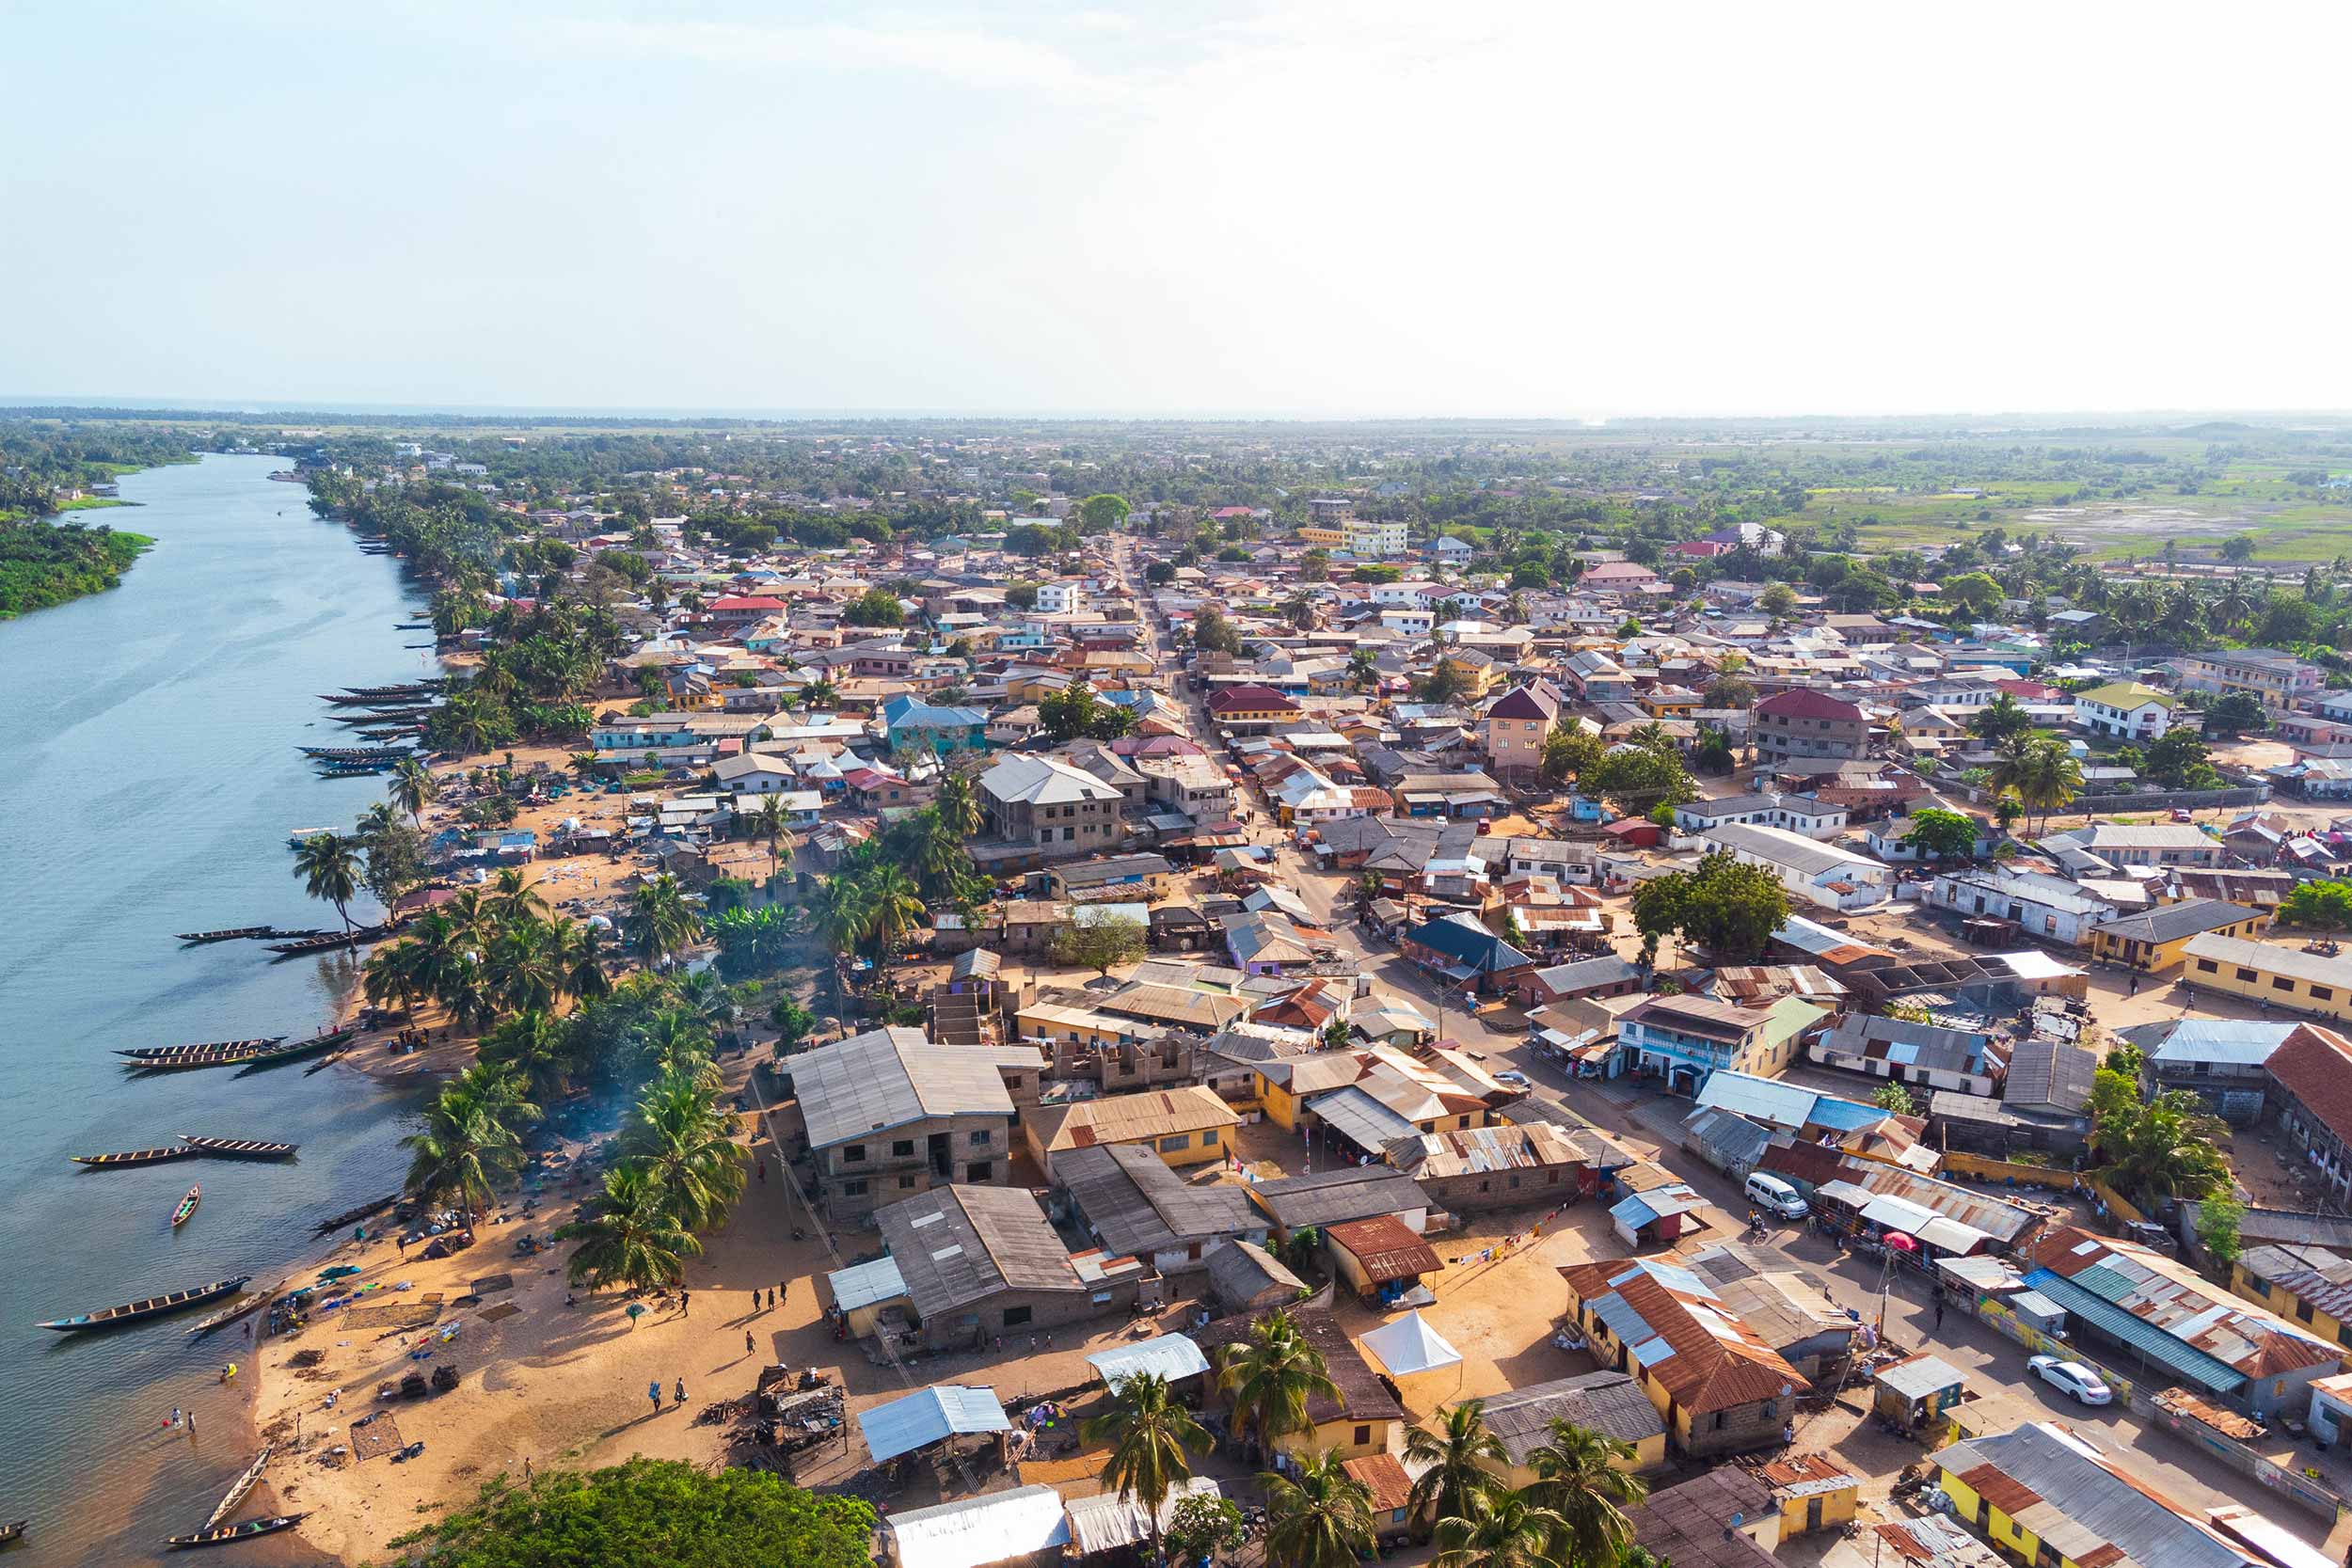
(117, 1038, 288, 1069)
(171, 1185, 201, 1228)
(201, 1445, 273, 1532)
(185, 1281, 276, 1338)
(283, 828, 333, 847)
(36, 1275, 251, 1332)
(180, 1135, 299, 1161)
(311, 1193, 399, 1235)
(228, 1030, 356, 1069)
(265, 928, 381, 956)
(298, 745, 411, 761)
(175, 927, 271, 944)
(166, 1513, 306, 1550)
(72, 1145, 200, 1170)
(315, 761, 393, 778)
(0, 1519, 24, 1545)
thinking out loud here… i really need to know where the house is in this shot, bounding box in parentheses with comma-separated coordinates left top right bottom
(2042, 823, 2224, 871)
(1483, 681, 1563, 777)
(1191, 1308, 1405, 1461)
(1381, 1121, 1617, 1212)
(1202, 684, 1302, 727)
(2231, 1243, 2352, 1353)
(1702, 821, 1893, 911)
(1057, 1143, 1265, 1278)
(1684, 1243, 1862, 1380)
(2088, 898, 2272, 974)
(2265, 1023, 2352, 1202)
(1753, 689, 1872, 766)
(1673, 793, 1850, 841)
(872, 1184, 1141, 1348)
(1689, 1070, 1934, 1170)
(782, 1028, 1040, 1225)
(1203, 1239, 1307, 1314)
(2173, 647, 2326, 711)
(1810, 1013, 2004, 1096)
(1025, 1086, 1242, 1179)
(978, 754, 1126, 863)
(1936, 1421, 2267, 1568)
(1757, 1454, 1864, 1542)
(1323, 1214, 1441, 1303)
(1398, 911, 1535, 993)
(878, 693, 990, 752)
(1514, 954, 1644, 1007)
(883, 1484, 1068, 1568)
(2182, 935, 2352, 1023)
(1479, 1371, 1668, 1481)
(1928, 868, 2118, 946)
(1248, 1166, 1432, 1240)
(2020, 1226, 2338, 1418)
(1616, 995, 1827, 1097)
(1627, 1470, 1778, 1568)
(1558, 1257, 1811, 1457)
(2072, 681, 2176, 740)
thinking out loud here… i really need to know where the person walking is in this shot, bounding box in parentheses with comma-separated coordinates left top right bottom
(746, 1329, 756, 1356)
(648, 1380, 662, 1418)
(768, 1287, 777, 1310)
(675, 1377, 687, 1408)
(679, 1289, 690, 1317)
(751, 1290, 761, 1315)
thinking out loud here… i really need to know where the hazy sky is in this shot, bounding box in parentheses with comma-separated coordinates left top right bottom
(8, 1, 2346, 418)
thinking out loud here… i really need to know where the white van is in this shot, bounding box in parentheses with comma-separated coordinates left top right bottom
(1744, 1172, 1808, 1220)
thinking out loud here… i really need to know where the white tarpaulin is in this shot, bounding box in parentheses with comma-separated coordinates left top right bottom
(1359, 1308, 1462, 1377)
(888, 1484, 1070, 1568)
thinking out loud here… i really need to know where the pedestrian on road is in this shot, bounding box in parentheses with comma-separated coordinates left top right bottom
(2128, 973, 2138, 996)
(679, 1289, 691, 1317)
(756, 1159, 767, 1184)
(648, 1380, 662, 1418)
(747, 1330, 756, 1356)
(675, 1377, 687, 1407)
(751, 1290, 760, 1315)
(1934, 1300, 1946, 1330)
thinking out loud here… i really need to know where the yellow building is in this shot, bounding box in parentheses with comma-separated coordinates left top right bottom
(1435, 651, 1502, 699)
(1025, 1085, 1240, 1175)
(2182, 934, 2352, 1022)
(1638, 686, 1701, 719)
(1937, 1420, 2225, 1568)
(1250, 1047, 1497, 1137)
(1013, 1001, 1153, 1051)
(1296, 525, 1347, 546)
(1482, 1372, 1669, 1481)
(2231, 1244, 2352, 1353)
(1196, 1308, 1404, 1462)
(1757, 1454, 1862, 1539)
(1558, 1258, 1810, 1457)
(2087, 900, 2271, 974)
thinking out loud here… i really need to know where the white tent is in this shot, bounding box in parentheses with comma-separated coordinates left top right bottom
(1359, 1309, 1463, 1378)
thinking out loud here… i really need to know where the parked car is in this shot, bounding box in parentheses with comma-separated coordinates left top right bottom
(2027, 1354, 2112, 1405)
(1493, 1069, 1531, 1089)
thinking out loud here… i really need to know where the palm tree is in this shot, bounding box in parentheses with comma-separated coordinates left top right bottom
(389, 756, 439, 827)
(861, 863, 927, 958)
(403, 911, 469, 1008)
(1431, 1486, 1570, 1568)
(803, 678, 840, 711)
(2014, 736, 2084, 836)
(1406, 1402, 1507, 1536)
(812, 873, 875, 955)
(1216, 1308, 1340, 1451)
(487, 866, 549, 924)
(750, 793, 795, 881)
(1261, 1450, 1375, 1568)
(912, 811, 974, 902)
(557, 1164, 701, 1291)
(624, 874, 703, 970)
(293, 832, 362, 934)
(477, 1008, 573, 1104)
(934, 770, 982, 839)
(620, 1066, 746, 1230)
(548, 915, 611, 1001)
(1522, 1418, 1646, 1568)
(485, 915, 564, 1016)
(640, 1006, 719, 1085)
(2094, 1088, 2231, 1205)
(401, 1064, 539, 1224)
(1079, 1371, 1212, 1560)
(670, 968, 739, 1037)
(361, 938, 427, 1023)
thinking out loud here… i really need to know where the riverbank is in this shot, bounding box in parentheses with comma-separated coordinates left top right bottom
(0, 515, 154, 617)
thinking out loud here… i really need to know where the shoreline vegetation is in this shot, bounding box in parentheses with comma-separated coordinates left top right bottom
(0, 420, 198, 616)
(0, 518, 155, 617)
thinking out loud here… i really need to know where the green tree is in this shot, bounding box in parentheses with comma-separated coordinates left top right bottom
(620, 1066, 747, 1232)
(293, 832, 362, 934)
(1901, 808, 1981, 860)
(558, 1164, 703, 1291)
(1079, 1371, 1212, 1561)
(389, 1458, 874, 1568)
(403, 1064, 540, 1224)
(2143, 728, 2211, 791)
(389, 755, 440, 827)
(1431, 1485, 1570, 1568)
(1164, 1494, 1246, 1565)
(1705, 674, 1756, 708)
(2093, 1081, 2231, 1208)
(1005, 580, 1040, 612)
(1191, 605, 1245, 656)
(1405, 1402, 1506, 1535)
(1873, 1081, 1917, 1116)
(1968, 692, 2033, 744)
(2222, 533, 2258, 562)
(1078, 493, 1133, 532)
(1940, 571, 2002, 616)
(839, 586, 905, 626)
(2279, 880, 2352, 932)
(1629, 852, 1789, 964)
(1262, 1450, 1375, 1568)
(1585, 746, 1697, 817)
(2204, 692, 2271, 738)
(2198, 1191, 2247, 1267)
(749, 793, 796, 880)
(1539, 727, 1605, 785)
(934, 770, 983, 839)
(1522, 1419, 1646, 1568)
(1758, 581, 1799, 617)
(1051, 916, 1148, 977)
(624, 874, 704, 970)
(1215, 1308, 1340, 1449)
(1418, 661, 1475, 704)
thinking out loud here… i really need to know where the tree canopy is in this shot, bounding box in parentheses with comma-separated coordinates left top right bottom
(1629, 851, 1789, 963)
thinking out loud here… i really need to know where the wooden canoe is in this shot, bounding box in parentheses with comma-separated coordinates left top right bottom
(0, 1518, 24, 1545)
(166, 1513, 305, 1549)
(171, 1186, 201, 1228)
(72, 1146, 199, 1170)
(116, 1038, 287, 1069)
(201, 1445, 272, 1532)
(179, 1135, 299, 1161)
(37, 1275, 251, 1332)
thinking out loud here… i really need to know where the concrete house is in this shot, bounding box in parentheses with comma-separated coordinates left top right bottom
(1483, 681, 1563, 778)
(1558, 1257, 1810, 1458)
(2182, 936, 2352, 1023)
(1057, 1143, 1266, 1278)
(1614, 994, 1828, 1097)
(1928, 868, 2118, 946)
(1025, 1086, 1242, 1179)
(978, 753, 1126, 863)
(2071, 681, 2175, 740)
(2087, 897, 2271, 974)
(1703, 821, 1894, 911)
(872, 1183, 1142, 1349)
(784, 1027, 1041, 1225)
(1754, 689, 1872, 766)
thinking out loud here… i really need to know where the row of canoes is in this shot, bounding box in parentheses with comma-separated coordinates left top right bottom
(117, 1030, 354, 1071)
(174, 927, 329, 945)
(72, 1136, 300, 1169)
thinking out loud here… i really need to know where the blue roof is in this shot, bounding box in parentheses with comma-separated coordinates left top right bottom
(1406, 912, 1532, 973)
(2018, 1268, 2247, 1396)
(2135, 1019, 2296, 1067)
(858, 1385, 1011, 1463)
(882, 694, 986, 729)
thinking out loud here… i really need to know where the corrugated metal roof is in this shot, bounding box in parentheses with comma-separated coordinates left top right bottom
(2020, 1269, 2247, 1396)
(1065, 1478, 1220, 1558)
(1086, 1333, 1211, 1388)
(859, 1385, 1011, 1463)
(1936, 1421, 2259, 1568)
(1311, 1085, 1422, 1151)
(826, 1255, 908, 1312)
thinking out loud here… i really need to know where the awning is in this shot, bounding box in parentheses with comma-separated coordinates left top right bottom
(827, 1256, 909, 1312)
(858, 1385, 1010, 1463)
(1309, 1085, 1420, 1151)
(1359, 1309, 1463, 1377)
(1086, 1333, 1211, 1390)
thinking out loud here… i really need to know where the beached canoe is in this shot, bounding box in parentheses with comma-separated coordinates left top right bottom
(179, 1135, 298, 1161)
(175, 927, 271, 944)
(171, 1186, 201, 1228)
(117, 1038, 286, 1069)
(201, 1445, 272, 1532)
(72, 1146, 200, 1170)
(183, 1291, 262, 1338)
(166, 1513, 305, 1550)
(37, 1275, 251, 1332)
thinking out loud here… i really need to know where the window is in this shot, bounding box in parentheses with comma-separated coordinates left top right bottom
(1353, 1425, 1371, 1446)
(843, 1144, 866, 1164)
(1202, 1129, 1219, 1147)
(2239, 968, 2259, 982)
(1159, 1133, 1191, 1151)
(1002, 1306, 1032, 1328)
(841, 1178, 868, 1196)
(2275, 976, 2296, 991)
(898, 1175, 916, 1189)
(892, 1140, 914, 1158)
(2318, 988, 2337, 1002)
(2198, 958, 2219, 974)
(972, 1130, 992, 1146)
(1509, 1173, 1521, 1189)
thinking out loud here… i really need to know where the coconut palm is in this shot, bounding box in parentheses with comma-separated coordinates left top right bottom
(484, 915, 564, 1016)
(623, 873, 703, 970)
(934, 770, 981, 839)
(557, 1164, 702, 1291)
(912, 810, 975, 902)
(619, 1066, 745, 1231)
(2013, 736, 2084, 836)
(861, 863, 927, 958)
(1216, 1308, 1340, 1450)
(2094, 1087, 2232, 1205)
(476, 1007, 574, 1104)
(389, 756, 438, 826)
(548, 915, 611, 1002)
(487, 866, 549, 924)
(641, 1005, 718, 1082)
(293, 832, 361, 934)
(1406, 1402, 1507, 1534)
(1522, 1418, 1647, 1568)
(1431, 1486, 1571, 1568)
(361, 938, 428, 1022)
(401, 1064, 539, 1224)
(750, 792, 796, 880)
(812, 873, 875, 955)
(1079, 1371, 1212, 1560)
(402, 911, 469, 1006)
(1261, 1450, 1375, 1568)
(803, 678, 841, 711)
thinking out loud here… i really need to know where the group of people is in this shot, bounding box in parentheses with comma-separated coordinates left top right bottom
(648, 1378, 687, 1417)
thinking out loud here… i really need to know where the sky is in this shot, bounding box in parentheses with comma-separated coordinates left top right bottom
(7, 0, 2349, 420)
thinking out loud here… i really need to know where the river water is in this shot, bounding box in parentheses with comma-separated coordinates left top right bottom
(0, 454, 431, 1565)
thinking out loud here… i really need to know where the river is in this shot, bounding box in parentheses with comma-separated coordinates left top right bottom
(0, 453, 431, 1565)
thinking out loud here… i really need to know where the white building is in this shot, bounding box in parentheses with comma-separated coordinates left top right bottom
(1346, 518, 1408, 558)
(1927, 867, 2119, 945)
(1036, 579, 1086, 616)
(2072, 682, 2175, 741)
(1702, 821, 1894, 911)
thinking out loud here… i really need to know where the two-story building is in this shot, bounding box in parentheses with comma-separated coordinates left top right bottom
(1614, 993, 1828, 1097)
(1754, 689, 1872, 766)
(978, 754, 1126, 863)
(1483, 682, 1564, 778)
(2173, 647, 2326, 711)
(2072, 681, 2176, 740)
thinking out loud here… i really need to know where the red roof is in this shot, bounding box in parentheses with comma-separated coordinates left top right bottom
(1756, 688, 1866, 721)
(1486, 683, 1561, 721)
(1205, 685, 1300, 715)
(2266, 1024, 2352, 1148)
(709, 594, 786, 612)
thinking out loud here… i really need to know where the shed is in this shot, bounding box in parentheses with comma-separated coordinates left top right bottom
(1064, 1477, 1222, 1561)
(1872, 1354, 1968, 1434)
(859, 1385, 1012, 1465)
(1203, 1239, 1307, 1313)
(1325, 1214, 1442, 1304)
(1610, 1182, 1708, 1249)
(826, 1255, 913, 1339)
(886, 1483, 1070, 1568)
(1085, 1333, 1211, 1392)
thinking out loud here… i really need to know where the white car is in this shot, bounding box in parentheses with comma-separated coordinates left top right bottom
(2027, 1354, 2112, 1406)
(1493, 1069, 1532, 1089)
